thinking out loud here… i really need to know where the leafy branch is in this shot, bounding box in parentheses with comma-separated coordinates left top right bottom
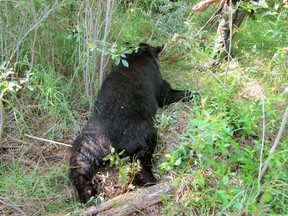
(104, 146, 142, 191)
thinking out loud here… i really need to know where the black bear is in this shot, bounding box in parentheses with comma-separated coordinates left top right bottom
(69, 43, 196, 203)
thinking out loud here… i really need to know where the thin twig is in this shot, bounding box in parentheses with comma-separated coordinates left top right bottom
(224, 0, 233, 87)
(259, 107, 288, 180)
(24, 134, 72, 147)
(250, 106, 288, 204)
(103, 0, 138, 70)
(29, 0, 38, 69)
(193, 5, 223, 39)
(262, 149, 288, 164)
(99, 0, 113, 88)
(0, 198, 26, 216)
(252, 96, 266, 204)
(259, 99, 266, 177)
(10, 1, 59, 60)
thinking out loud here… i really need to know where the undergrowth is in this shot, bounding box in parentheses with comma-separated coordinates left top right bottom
(0, 0, 287, 215)
(158, 84, 287, 215)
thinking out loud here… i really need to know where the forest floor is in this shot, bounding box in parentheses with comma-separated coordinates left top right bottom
(0, 105, 187, 215)
(1, 1, 287, 215)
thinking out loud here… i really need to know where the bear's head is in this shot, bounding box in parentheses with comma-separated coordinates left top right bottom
(75, 181, 97, 203)
(139, 43, 164, 59)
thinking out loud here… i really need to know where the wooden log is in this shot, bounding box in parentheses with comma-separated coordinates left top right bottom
(81, 181, 175, 216)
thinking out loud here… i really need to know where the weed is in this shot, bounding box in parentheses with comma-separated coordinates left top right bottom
(0, 157, 73, 215)
(0, 0, 287, 215)
(104, 146, 142, 191)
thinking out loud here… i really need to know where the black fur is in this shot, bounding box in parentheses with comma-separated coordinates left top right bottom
(69, 43, 196, 203)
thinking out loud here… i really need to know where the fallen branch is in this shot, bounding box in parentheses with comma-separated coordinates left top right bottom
(24, 133, 72, 147)
(81, 181, 175, 216)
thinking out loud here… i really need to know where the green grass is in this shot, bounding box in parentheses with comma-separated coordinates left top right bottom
(0, 0, 287, 215)
(0, 157, 73, 215)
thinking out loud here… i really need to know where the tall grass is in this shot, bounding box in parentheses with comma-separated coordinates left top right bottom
(0, 0, 287, 215)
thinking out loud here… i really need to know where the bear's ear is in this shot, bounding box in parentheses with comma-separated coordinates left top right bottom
(139, 43, 155, 57)
(139, 43, 164, 58)
(154, 45, 164, 55)
(139, 43, 149, 51)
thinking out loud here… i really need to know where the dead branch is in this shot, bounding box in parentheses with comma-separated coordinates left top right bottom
(24, 134, 72, 147)
(250, 106, 288, 205)
(259, 106, 288, 180)
(81, 181, 175, 216)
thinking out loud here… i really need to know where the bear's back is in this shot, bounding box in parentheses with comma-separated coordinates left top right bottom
(95, 49, 162, 121)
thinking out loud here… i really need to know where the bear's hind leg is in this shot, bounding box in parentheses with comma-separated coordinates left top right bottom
(132, 134, 157, 186)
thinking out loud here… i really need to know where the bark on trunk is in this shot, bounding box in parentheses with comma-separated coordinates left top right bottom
(81, 181, 175, 216)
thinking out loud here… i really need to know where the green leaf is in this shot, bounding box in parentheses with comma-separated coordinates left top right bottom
(121, 59, 129, 68)
(110, 146, 115, 153)
(232, 202, 242, 210)
(115, 57, 121, 65)
(88, 43, 96, 51)
(118, 149, 125, 156)
(222, 176, 229, 186)
(174, 158, 182, 166)
(110, 156, 115, 167)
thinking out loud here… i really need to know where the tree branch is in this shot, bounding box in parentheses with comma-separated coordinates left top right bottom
(24, 134, 72, 147)
(259, 107, 288, 180)
(250, 106, 288, 205)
